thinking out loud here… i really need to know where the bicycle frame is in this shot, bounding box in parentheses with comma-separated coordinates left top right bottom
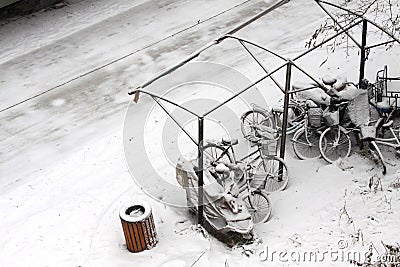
(375, 127, 400, 149)
(206, 139, 265, 167)
(248, 100, 306, 133)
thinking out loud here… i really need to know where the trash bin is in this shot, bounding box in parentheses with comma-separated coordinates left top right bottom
(119, 200, 158, 253)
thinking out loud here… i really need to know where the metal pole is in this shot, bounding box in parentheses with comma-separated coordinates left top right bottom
(203, 62, 288, 116)
(224, 0, 289, 36)
(279, 63, 292, 161)
(151, 96, 198, 145)
(238, 40, 284, 92)
(197, 117, 204, 226)
(359, 19, 368, 88)
(132, 0, 290, 92)
(314, 0, 361, 48)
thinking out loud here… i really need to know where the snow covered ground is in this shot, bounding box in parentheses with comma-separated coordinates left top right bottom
(0, 0, 399, 266)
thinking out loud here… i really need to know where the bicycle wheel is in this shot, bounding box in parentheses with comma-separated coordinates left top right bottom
(254, 157, 289, 192)
(243, 190, 271, 224)
(284, 103, 306, 127)
(292, 127, 321, 159)
(319, 126, 351, 163)
(369, 141, 387, 175)
(202, 143, 233, 170)
(241, 110, 273, 141)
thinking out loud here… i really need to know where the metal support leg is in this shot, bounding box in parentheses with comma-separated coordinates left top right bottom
(278, 63, 292, 180)
(197, 117, 204, 226)
(359, 19, 368, 88)
(280, 63, 292, 160)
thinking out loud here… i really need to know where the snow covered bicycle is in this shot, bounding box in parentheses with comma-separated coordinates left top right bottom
(203, 128, 289, 193)
(291, 101, 328, 160)
(210, 162, 272, 224)
(319, 91, 400, 174)
(240, 101, 305, 142)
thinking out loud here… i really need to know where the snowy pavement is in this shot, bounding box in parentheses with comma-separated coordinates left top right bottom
(1, 0, 400, 266)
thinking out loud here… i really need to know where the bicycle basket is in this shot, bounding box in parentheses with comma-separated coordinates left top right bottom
(323, 109, 339, 126)
(250, 173, 266, 190)
(360, 125, 376, 140)
(307, 108, 323, 127)
(259, 139, 278, 157)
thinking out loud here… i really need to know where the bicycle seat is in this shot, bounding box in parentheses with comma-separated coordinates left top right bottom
(272, 105, 283, 113)
(250, 103, 268, 113)
(376, 100, 393, 113)
(322, 75, 337, 86)
(222, 136, 238, 146)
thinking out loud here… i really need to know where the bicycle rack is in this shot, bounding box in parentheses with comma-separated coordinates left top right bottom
(127, 0, 400, 227)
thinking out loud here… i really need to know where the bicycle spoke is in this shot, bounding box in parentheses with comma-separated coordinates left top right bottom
(255, 158, 288, 192)
(292, 139, 310, 147)
(245, 193, 271, 224)
(293, 128, 321, 159)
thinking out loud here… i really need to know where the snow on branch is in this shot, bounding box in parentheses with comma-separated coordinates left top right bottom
(307, 0, 400, 52)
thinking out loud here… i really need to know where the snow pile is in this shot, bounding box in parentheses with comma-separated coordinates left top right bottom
(293, 82, 331, 106)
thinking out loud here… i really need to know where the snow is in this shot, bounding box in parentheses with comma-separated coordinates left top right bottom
(1, 0, 400, 266)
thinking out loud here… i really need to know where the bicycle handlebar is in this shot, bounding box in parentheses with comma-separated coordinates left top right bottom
(330, 100, 349, 108)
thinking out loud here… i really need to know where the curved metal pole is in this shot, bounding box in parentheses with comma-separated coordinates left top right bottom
(203, 62, 288, 116)
(130, 41, 218, 92)
(151, 96, 198, 145)
(224, 35, 287, 61)
(238, 40, 284, 92)
(129, 89, 201, 118)
(290, 60, 328, 91)
(317, 0, 400, 45)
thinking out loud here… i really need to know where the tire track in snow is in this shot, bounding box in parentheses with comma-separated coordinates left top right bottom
(0, 0, 253, 113)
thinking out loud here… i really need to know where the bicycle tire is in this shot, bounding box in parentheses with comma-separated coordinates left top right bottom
(285, 103, 306, 127)
(254, 157, 289, 192)
(202, 143, 234, 170)
(292, 127, 321, 160)
(243, 190, 271, 224)
(319, 126, 351, 163)
(369, 141, 387, 175)
(241, 110, 273, 141)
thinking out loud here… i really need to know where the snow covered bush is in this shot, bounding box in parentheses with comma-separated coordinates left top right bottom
(307, 0, 400, 51)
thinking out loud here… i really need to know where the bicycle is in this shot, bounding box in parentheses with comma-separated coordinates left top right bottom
(291, 101, 328, 160)
(202, 129, 289, 193)
(210, 162, 272, 224)
(319, 94, 400, 174)
(240, 101, 305, 142)
(240, 79, 334, 159)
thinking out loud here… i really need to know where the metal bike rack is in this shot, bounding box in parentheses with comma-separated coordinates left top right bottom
(128, 0, 400, 226)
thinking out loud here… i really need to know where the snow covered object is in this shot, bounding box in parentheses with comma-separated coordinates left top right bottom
(176, 158, 253, 243)
(347, 89, 371, 127)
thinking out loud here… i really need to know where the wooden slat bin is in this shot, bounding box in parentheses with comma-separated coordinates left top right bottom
(120, 201, 158, 253)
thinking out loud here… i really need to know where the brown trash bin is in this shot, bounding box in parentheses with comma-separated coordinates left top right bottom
(120, 200, 158, 253)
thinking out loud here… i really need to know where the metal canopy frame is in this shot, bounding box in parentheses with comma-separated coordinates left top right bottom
(128, 0, 400, 226)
